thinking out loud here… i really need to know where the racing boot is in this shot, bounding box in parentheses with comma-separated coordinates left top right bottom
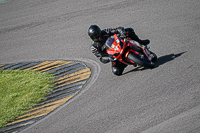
(125, 28, 150, 45)
(138, 39, 150, 46)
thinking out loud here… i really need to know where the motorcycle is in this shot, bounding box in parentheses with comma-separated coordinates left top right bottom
(105, 34, 157, 68)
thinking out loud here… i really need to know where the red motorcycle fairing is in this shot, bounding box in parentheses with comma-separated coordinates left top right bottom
(105, 34, 155, 68)
(105, 34, 124, 58)
(106, 34, 141, 65)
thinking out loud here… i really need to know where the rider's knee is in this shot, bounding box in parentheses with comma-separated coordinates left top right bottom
(112, 67, 123, 76)
(125, 28, 134, 33)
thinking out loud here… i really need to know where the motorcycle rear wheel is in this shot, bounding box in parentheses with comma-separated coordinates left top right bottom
(127, 52, 155, 68)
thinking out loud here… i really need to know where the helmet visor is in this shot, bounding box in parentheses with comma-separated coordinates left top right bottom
(91, 32, 101, 41)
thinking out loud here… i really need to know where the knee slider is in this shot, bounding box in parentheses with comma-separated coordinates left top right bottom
(112, 67, 122, 76)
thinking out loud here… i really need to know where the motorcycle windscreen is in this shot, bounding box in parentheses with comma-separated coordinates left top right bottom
(105, 35, 124, 57)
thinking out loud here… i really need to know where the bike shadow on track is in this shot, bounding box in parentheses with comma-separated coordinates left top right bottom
(154, 51, 186, 68)
(123, 51, 186, 75)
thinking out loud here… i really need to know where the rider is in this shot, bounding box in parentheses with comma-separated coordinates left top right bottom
(88, 25, 150, 76)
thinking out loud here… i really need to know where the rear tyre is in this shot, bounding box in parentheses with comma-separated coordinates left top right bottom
(127, 52, 155, 68)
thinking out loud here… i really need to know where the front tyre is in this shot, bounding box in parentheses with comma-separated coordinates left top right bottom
(127, 52, 155, 68)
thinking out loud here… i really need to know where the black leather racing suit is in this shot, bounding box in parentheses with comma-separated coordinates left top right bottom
(90, 27, 148, 75)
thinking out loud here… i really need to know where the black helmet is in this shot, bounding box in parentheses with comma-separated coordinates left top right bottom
(88, 25, 101, 41)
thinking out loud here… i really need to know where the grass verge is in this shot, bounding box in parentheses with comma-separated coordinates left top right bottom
(0, 70, 55, 129)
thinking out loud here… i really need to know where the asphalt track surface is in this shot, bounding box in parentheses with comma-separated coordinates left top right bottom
(0, 0, 200, 133)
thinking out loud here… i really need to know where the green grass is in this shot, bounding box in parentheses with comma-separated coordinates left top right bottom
(0, 70, 55, 129)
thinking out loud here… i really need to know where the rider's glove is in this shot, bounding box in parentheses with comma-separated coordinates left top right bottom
(117, 27, 127, 38)
(121, 33, 126, 38)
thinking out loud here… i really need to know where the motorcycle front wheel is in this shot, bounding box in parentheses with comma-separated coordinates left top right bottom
(127, 52, 155, 68)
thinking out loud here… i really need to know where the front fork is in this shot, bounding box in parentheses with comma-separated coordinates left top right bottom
(141, 46, 154, 61)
